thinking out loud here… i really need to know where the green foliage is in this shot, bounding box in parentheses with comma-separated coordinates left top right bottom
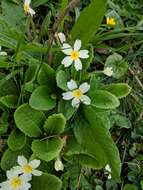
(14, 103, 45, 137)
(71, 0, 107, 44)
(73, 107, 121, 182)
(104, 53, 128, 79)
(32, 138, 63, 162)
(91, 90, 120, 109)
(123, 184, 138, 190)
(7, 129, 27, 151)
(44, 113, 66, 135)
(1, 145, 31, 171)
(56, 70, 68, 91)
(29, 86, 56, 111)
(31, 173, 62, 190)
(102, 83, 131, 99)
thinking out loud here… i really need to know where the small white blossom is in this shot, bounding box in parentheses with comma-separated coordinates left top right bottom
(24, 0, 35, 16)
(62, 79, 91, 108)
(0, 169, 31, 190)
(0, 46, 7, 56)
(54, 158, 64, 171)
(55, 32, 66, 44)
(14, 155, 42, 177)
(103, 67, 113, 77)
(105, 164, 112, 179)
(61, 39, 89, 71)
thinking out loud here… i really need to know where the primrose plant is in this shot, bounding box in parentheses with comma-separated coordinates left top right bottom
(0, 0, 131, 189)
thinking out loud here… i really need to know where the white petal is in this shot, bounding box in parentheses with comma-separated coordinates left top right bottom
(62, 92, 73, 100)
(54, 158, 64, 171)
(0, 181, 9, 189)
(18, 155, 27, 166)
(57, 32, 66, 43)
(61, 56, 73, 67)
(32, 170, 42, 176)
(20, 182, 31, 190)
(74, 59, 82, 71)
(0, 52, 7, 56)
(79, 50, 89, 58)
(29, 7, 35, 16)
(74, 39, 81, 51)
(29, 159, 40, 169)
(72, 98, 80, 108)
(6, 169, 18, 179)
(62, 43, 72, 55)
(67, 80, 77, 90)
(108, 174, 112, 179)
(24, 0, 31, 5)
(105, 164, 111, 172)
(12, 166, 23, 174)
(79, 83, 90, 93)
(20, 174, 32, 182)
(80, 95, 91, 105)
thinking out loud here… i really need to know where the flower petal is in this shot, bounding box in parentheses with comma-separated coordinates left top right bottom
(29, 7, 35, 16)
(0, 52, 7, 56)
(74, 39, 81, 51)
(29, 159, 40, 169)
(62, 43, 72, 55)
(79, 83, 90, 93)
(20, 174, 32, 182)
(18, 155, 27, 166)
(6, 169, 18, 179)
(72, 98, 80, 108)
(61, 56, 73, 67)
(57, 32, 66, 43)
(25, 0, 31, 5)
(32, 170, 43, 176)
(79, 50, 89, 58)
(74, 59, 82, 71)
(67, 80, 77, 90)
(12, 166, 23, 174)
(80, 95, 91, 105)
(54, 158, 64, 171)
(21, 182, 31, 190)
(62, 92, 73, 100)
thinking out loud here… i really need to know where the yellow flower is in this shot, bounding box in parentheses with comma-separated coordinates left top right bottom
(106, 17, 116, 26)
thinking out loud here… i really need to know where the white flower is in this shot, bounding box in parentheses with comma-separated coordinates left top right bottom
(61, 39, 89, 71)
(0, 46, 7, 56)
(24, 0, 35, 16)
(103, 67, 113, 77)
(62, 79, 91, 108)
(105, 164, 112, 179)
(54, 158, 64, 171)
(14, 155, 42, 177)
(55, 32, 66, 44)
(0, 169, 31, 190)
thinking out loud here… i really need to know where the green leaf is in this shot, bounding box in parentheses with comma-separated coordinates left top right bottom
(33, 0, 50, 7)
(71, 0, 107, 45)
(58, 100, 76, 120)
(29, 85, 56, 111)
(123, 184, 138, 190)
(37, 63, 56, 91)
(0, 110, 9, 135)
(65, 136, 102, 169)
(105, 53, 128, 79)
(1, 146, 31, 171)
(7, 129, 26, 151)
(14, 103, 45, 137)
(0, 95, 18, 108)
(102, 83, 131, 98)
(32, 138, 62, 162)
(56, 70, 68, 91)
(44, 114, 66, 135)
(31, 173, 62, 190)
(73, 107, 121, 182)
(91, 90, 120, 109)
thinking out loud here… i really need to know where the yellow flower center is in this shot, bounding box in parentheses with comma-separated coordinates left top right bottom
(11, 177, 22, 189)
(70, 51, 79, 60)
(107, 18, 116, 26)
(24, 4, 30, 13)
(72, 89, 83, 99)
(23, 164, 33, 173)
